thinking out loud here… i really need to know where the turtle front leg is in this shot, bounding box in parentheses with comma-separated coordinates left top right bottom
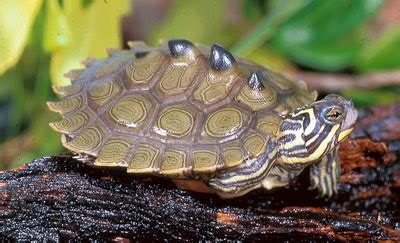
(262, 166, 304, 190)
(309, 148, 340, 197)
(208, 141, 277, 198)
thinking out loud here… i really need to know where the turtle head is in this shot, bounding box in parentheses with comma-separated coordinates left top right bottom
(277, 94, 358, 165)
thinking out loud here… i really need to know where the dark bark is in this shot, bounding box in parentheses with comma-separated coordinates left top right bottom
(1, 104, 400, 241)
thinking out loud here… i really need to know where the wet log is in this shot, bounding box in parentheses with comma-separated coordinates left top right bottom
(1, 104, 400, 241)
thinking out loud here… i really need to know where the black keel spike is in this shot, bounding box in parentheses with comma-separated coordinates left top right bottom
(210, 44, 236, 71)
(248, 71, 264, 90)
(168, 39, 195, 56)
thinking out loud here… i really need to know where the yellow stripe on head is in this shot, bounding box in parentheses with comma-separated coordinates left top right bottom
(291, 108, 316, 137)
(306, 124, 325, 146)
(279, 124, 340, 164)
(307, 124, 340, 161)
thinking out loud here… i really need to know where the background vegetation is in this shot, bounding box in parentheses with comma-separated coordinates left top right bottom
(0, 0, 399, 169)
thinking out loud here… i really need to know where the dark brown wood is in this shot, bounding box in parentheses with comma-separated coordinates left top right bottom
(1, 104, 400, 241)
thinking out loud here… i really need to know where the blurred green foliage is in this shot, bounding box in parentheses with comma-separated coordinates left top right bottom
(0, 0, 399, 168)
(356, 27, 400, 71)
(270, 0, 381, 71)
(0, 0, 129, 167)
(46, 0, 129, 86)
(150, 0, 237, 45)
(0, 0, 43, 75)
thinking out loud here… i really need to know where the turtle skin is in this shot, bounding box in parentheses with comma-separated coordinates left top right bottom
(48, 39, 317, 178)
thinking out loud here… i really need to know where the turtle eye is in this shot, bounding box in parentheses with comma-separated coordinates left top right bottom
(323, 107, 343, 123)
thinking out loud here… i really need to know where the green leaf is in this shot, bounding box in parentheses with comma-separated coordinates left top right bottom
(149, 0, 231, 45)
(355, 27, 400, 72)
(48, 0, 130, 86)
(232, 0, 311, 55)
(0, 0, 43, 75)
(284, 37, 362, 71)
(241, 0, 265, 21)
(43, 0, 71, 52)
(271, 0, 382, 70)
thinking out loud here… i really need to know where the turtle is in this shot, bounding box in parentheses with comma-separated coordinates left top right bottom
(47, 39, 358, 198)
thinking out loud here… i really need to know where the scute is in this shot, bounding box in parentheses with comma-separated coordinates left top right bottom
(236, 83, 277, 111)
(243, 132, 268, 158)
(49, 110, 92, 134)
(91, 51, 133, 79)
(95, 138, 133, 167)
(61, 123, 106, 155)
(157, 59, 201, 95)
(153, 105, 197, 140)
(256, 112, 283, 137)
(263, 71, 294, 93)
(125, 51, 167, 86)
(285, 92, 314, 110)
(48, 40, 316, 178)
(203, 106, 249, 140)
(160, 148, 189, 174)
(193, 69, 239, 106)
(108, 93, 156, 132)
(192, 147, 223, 172)
(47, 96, 84, 115)
(88, 79, 123, 108)
(52, 83, 83, 97)
(128, 143, 161, 173)
(223, 147, 244, 168)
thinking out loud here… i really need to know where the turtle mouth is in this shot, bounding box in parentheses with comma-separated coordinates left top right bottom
(338, 128, 353, 142)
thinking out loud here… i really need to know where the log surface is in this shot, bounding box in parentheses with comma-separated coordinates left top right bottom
(1, 104, 400, 241)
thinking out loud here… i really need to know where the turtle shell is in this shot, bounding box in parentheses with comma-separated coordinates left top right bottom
(48, 39, 317, 176)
